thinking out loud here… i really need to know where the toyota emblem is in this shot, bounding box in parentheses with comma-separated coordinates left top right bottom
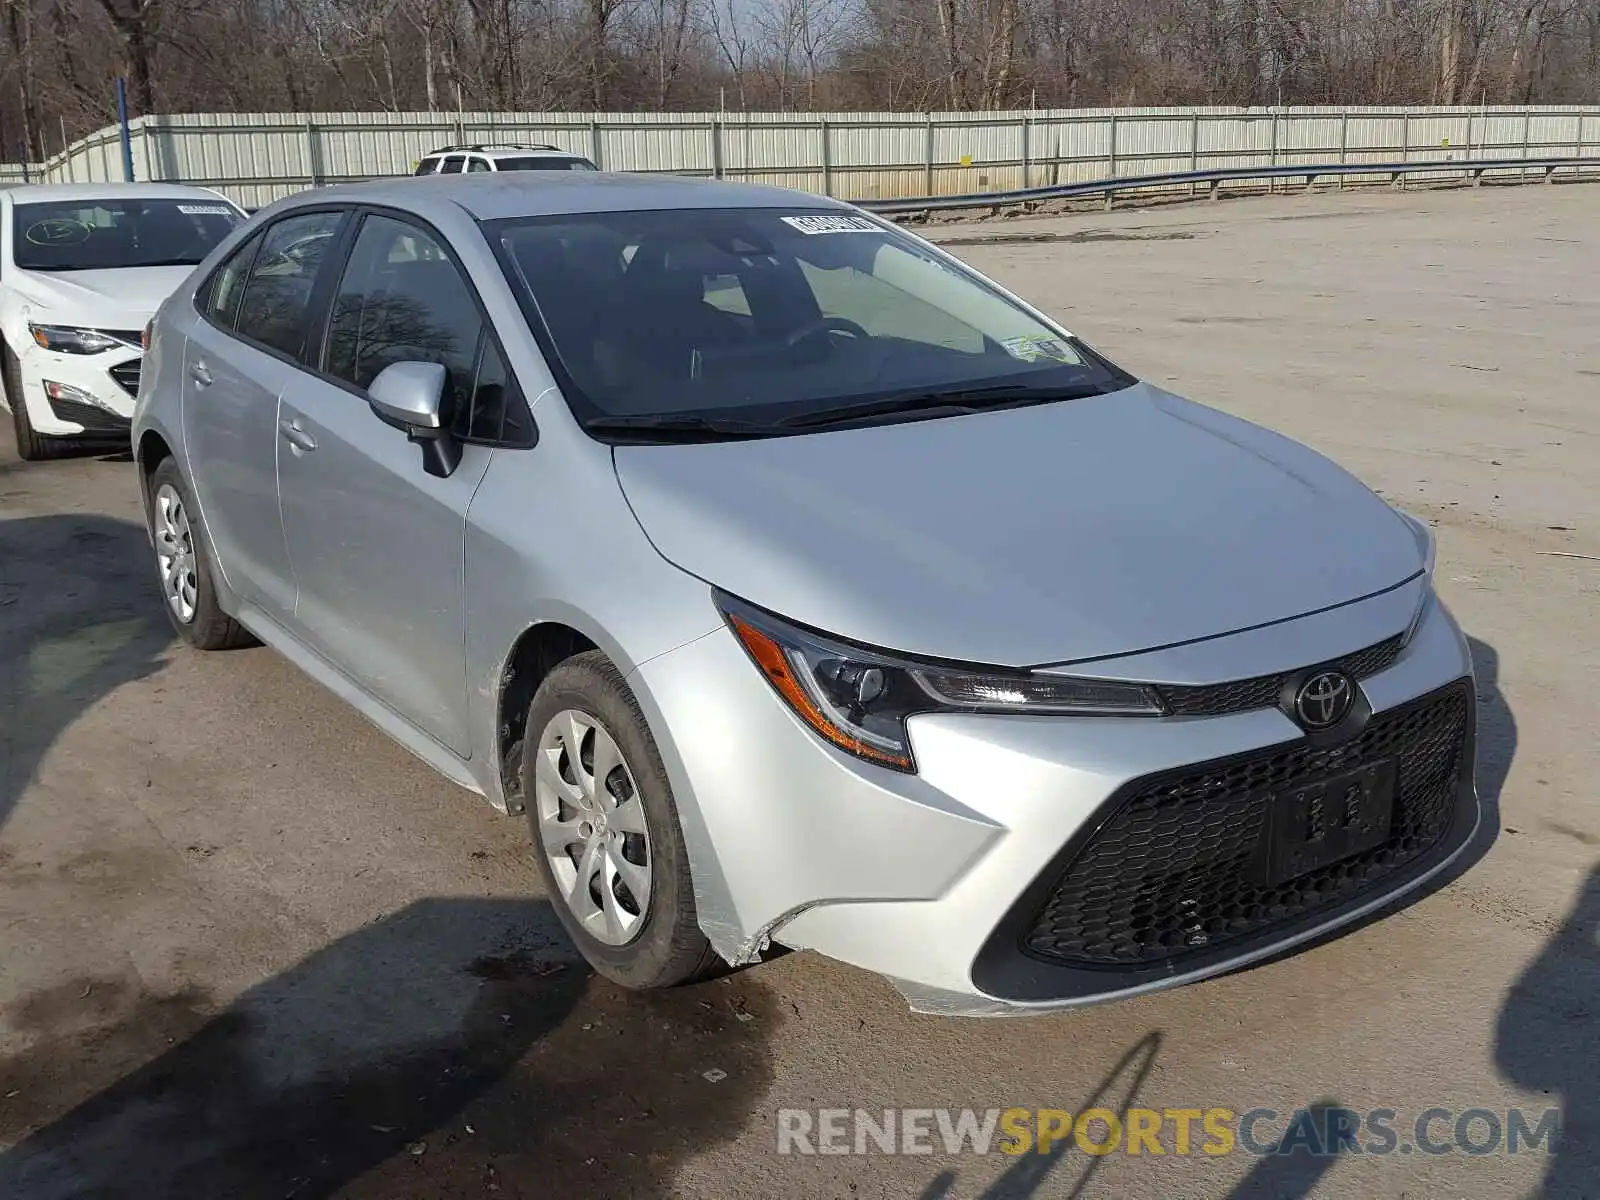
(1295, 671, 1355, 729)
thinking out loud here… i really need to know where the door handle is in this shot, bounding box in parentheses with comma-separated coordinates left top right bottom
(189, 361, 212, 386)
(278, 418, 317, 453)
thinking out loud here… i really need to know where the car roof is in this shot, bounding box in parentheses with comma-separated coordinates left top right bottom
(268, 172, 853, 222)
(441, 146, 585, 158)
(0, 181, 236, 205)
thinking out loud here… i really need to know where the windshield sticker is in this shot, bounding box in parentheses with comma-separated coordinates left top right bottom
(781, 214, 879, 236)
(1001, 335, 1075, 364)
(178, 204, 235, 215)
(24, 218, 90, 246)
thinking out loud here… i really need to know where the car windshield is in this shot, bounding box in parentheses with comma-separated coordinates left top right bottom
(495, 156, 596, 172)
(489, 207, 1132, 436)
(11, 197, 243, 271)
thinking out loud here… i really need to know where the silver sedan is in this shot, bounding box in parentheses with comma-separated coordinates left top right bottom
(131, 173, 1478, 1015)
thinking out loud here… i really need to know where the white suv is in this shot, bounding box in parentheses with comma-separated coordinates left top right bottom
(412, 144, 599, 176)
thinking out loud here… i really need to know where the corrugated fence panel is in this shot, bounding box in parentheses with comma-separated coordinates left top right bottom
(9, 105, 1599, 206)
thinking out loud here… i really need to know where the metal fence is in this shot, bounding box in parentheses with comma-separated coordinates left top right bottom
(6, 105, 1600, 209)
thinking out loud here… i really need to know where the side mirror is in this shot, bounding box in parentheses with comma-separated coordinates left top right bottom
(367, 360, 460, 478)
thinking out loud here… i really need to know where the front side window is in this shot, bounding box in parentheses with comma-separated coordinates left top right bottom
(414, 157, 441, 176)
(490, 207, 1133, 435)
(11, 197, 243, 272)
(323, 214, 486, 422)
(203, 233, 262, 330)
(234, 210, 345, 358)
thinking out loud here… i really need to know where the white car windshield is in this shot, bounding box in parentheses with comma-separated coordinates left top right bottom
(12, 198, 243, 272)
(490, 207, 1132, 435)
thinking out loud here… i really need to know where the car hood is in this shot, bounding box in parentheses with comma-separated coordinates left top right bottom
(613, 384, 1423, 668)
(8, 265, 194, 329)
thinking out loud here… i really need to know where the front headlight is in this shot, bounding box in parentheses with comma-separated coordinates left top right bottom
(717, 593, 1162, 772)
(29, 323, 126, 355)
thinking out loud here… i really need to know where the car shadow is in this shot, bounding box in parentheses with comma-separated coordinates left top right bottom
(1494, 862, 1600, 1198)
(0, 514, 173, 835)
(0, 896, 777, 1198)
(918, 1031, 1163, 1200)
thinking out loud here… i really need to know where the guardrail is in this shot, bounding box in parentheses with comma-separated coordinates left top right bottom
(856, 155, 1600, 215)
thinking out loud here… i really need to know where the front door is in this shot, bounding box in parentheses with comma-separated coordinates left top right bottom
(275, 212, 495, 755)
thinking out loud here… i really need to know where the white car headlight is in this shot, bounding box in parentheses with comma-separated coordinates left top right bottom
(29, 323, 126, 355)
(718, 592, 1162, 773)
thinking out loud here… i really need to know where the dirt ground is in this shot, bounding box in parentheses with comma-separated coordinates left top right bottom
(1, 180, 1597, 1199)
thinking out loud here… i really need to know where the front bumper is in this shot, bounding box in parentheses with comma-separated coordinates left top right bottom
(15, 342, 140, 437)
(631, 590, 1478, 1015)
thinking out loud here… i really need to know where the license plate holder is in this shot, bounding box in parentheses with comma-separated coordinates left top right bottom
(1262, 760, 1397, 887)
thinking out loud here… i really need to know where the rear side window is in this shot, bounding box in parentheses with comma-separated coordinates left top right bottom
(467, 156, 492, 173)
(234, 210, 345, 358)
(413, 157, 440, 176)
(202, 233, 262, 330)
(439, 155, 465, 174)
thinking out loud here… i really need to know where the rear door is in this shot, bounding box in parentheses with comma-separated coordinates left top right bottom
(183, 209, 347, 620)
(275, 210, 500, 754)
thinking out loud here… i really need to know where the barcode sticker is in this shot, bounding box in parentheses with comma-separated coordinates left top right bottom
(178, 204, 235, 215)
(780, 214, 879, 235)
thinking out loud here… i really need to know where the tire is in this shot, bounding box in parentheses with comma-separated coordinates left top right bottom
(146, 458, 254, 650)
(4, 343, 57, 461)
(523, 650, 722, 989)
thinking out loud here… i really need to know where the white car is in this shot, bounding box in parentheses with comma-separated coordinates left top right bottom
(1, 182, 246, 459)
(412, 144, 599, 175)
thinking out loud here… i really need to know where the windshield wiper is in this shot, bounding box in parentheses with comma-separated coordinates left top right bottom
(585, 414, 778, 442)
(777, 383, 1098, 430)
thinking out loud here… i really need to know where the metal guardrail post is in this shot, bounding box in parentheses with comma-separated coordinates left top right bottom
(1268, 109, 1278, 194)
(711, 118, 723, 180)
(1398, 112, 1410, 190)
(924, 113, 935, 197)
(1189, 113, 1200, 196)
(305, 118, 318, 186)
(1021, 115, 1031, 189)
(820, 118, 832, 197)
(1107, 114, 1117, 177)
(1522, 111, 1532, 180)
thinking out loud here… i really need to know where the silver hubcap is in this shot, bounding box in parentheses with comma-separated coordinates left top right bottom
(153, 483, 198, 624)
(534, 709, 652, 946)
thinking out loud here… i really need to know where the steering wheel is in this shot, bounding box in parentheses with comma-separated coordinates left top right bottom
(784, 316, 870, 349)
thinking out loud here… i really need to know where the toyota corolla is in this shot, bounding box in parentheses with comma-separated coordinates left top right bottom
(131, 174, 1478, 1014)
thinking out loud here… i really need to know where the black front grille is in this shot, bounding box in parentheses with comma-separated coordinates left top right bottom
(1023, 681, 1471, 968)
(109, 358, 142, 396)
(1157, 634, 1403, 717)
(45, 395, 130, 434)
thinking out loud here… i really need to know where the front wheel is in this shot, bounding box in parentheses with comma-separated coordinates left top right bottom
(4, 343, 57, 461)
(523, 651, 722, 989)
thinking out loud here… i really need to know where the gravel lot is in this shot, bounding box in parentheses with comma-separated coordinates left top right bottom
(1, 181, 1597, 1199)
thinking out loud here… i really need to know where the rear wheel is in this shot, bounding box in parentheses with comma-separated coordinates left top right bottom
(147, 458, 254, 649)
(4, 343, 57, 461)
(523, 651, 722, 989)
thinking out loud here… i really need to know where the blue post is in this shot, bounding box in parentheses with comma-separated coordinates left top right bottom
(116, 76, 134, 182)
